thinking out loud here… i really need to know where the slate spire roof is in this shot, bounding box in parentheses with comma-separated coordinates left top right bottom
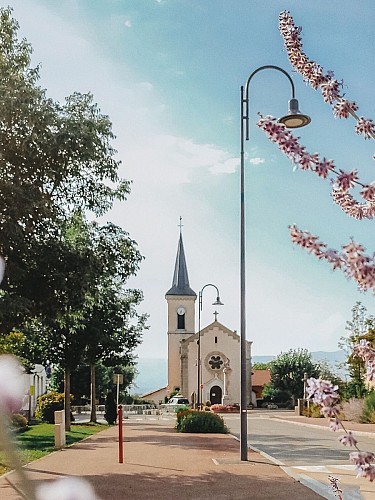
(166, 232, 196, 297)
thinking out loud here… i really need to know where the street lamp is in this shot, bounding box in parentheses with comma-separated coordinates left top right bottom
(239, 65, 311, 461)
(197, 284, 224, 408)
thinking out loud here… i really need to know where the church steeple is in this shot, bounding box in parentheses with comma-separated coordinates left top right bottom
(166, 225, 196, 297)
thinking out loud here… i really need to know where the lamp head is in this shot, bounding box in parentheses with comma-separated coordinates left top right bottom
(212, 296, 224, 306)
(278, 98, 311, 128)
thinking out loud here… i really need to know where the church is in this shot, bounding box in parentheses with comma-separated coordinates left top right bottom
(142, 229, 252, 406)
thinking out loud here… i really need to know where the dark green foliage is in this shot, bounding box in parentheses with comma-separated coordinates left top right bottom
(35, 392, 72, 423)
(104, 392, 117, 425)
(176, 410, 228, 433)
(339, 303, 375, 400)
(362, 392, 375, 423)
(263, 348, 320, 406)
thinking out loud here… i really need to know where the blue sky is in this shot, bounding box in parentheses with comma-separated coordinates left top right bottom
(4, 0, 375, 358)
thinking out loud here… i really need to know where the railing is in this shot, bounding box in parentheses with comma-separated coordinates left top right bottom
(71, 404, 155, 415)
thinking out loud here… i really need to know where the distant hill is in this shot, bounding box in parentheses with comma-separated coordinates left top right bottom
(131, 350, 347, 395)
(130, 358, 167, 395)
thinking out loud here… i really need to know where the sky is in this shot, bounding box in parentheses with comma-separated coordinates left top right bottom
(3, 0, 374, 359)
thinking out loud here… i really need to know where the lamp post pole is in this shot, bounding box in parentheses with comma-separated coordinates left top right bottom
(239, 65, 311, 461)
(197, 283, 223, 409)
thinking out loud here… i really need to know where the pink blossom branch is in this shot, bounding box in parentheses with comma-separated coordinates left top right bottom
(307, 376, 375, 482)
(257, 115, 375, 219)
(289, 224, 375, 294)
(278, 11, 375, 141)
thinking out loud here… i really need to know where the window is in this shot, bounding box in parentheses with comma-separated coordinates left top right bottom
(215, 336, 218, 344)
(209, 355, 223, 370)
(177, 313, 185, 330)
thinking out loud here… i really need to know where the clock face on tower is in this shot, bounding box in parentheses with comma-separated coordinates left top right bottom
(177, 307, 186, 316)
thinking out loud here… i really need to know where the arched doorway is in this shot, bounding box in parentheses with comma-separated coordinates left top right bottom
(210, 385, 222, 405)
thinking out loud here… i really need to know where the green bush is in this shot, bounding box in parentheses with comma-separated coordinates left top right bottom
(303, 403, 323, 418)
(362, 392, 375, 423)
(104, 392, 117, 425)
(35, 393, 72, 423)
(177, 410, 228, 433)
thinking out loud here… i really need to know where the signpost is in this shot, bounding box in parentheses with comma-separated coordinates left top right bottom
(113, 374, 123, 407)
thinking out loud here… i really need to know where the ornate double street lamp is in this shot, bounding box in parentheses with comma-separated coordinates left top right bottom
(239, 65, 311, 461)
(197, 284, 223, 408)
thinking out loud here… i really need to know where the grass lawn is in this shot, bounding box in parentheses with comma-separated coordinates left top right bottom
(0, 422, 109, 476)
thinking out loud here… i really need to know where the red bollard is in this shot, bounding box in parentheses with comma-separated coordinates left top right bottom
(118, 405, 123, 463)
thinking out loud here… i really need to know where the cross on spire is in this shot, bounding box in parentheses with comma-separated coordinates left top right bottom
(178, 216, 184, 233)
(214, 310, 219, 321)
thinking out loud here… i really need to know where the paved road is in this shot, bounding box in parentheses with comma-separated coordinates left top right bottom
(224, 412, 375, 466)
(223, 411, 375, 499)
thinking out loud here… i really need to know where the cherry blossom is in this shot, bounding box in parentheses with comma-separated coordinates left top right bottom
(289, 225, 375, 294)
(36, 477, 100, 500)
(257, 115, 375, 220)
(0, 355, 25, 413)
(279, 11, 375, 141)
(339, 431, 358, 447)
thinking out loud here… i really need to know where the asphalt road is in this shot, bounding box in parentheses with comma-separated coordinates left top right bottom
(223, 411, 375, 467)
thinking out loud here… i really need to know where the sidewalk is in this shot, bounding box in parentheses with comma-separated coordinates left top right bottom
(0, 416, 323, 500)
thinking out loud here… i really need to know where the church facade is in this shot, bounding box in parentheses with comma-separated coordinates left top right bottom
(164, 231, 252, 406)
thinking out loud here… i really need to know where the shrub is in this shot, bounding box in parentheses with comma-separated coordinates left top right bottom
(104, 392, 117, 425)
(362, 392, 375, 423)
(303, 403, 323, 418)
(35, 392, 73, 423)
(341, 398, 365, 423)
(10, 413, 28, 430)
(177, 410, 228, 433)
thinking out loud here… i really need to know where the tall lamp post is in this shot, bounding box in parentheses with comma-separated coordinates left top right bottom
(239, 65, 311, 461)
(197, 284, 224, 408)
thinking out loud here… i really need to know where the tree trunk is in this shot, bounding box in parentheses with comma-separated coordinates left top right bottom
(90, 363, 97, 423)
(64, 368, 71, 432)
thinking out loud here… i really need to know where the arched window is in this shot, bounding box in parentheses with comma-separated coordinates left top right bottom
(177, 313, 185, 330)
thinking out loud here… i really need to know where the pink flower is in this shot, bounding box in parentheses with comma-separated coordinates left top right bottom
(333, 99, 359, 119)
(335, 169, 359, 192)
(320, 79, 341, 104)
(358, 465, 375, 482)
(339, 431, 358, 447)
(360, 184, 375, 202)
(0, 355, 25, 413)
(329, 418, 341, 432)
(314, 158, 334, 179)
(350, 451, 375, 466)
(355, 117, 375, 139)
(36, 477, 100, 500)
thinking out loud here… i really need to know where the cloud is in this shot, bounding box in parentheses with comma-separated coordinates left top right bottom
(124, 19, 132, 28)
(249, 157, 265, 165)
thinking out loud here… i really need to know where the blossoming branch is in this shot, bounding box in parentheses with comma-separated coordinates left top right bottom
(257, 115, 375, 220)
(307, 375, 375, 482)
(278, 10, 375, 141)
(289, 224, 375, 294)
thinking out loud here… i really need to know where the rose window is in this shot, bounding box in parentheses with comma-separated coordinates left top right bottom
(209, 355, 224, 370)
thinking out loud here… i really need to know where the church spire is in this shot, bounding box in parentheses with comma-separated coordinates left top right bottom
(166, 220, 196, 297)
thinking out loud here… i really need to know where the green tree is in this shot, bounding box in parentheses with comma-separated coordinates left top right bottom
(0, 8, 145, 432)
(339, 302, 375, 399)
(0, 7, 130, 331)
(263, 349, 320, 407)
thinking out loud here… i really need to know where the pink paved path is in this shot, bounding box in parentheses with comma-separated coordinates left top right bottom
(0, 417, 323, 499)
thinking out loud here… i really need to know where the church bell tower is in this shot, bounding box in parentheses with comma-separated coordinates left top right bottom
(165, 223, 196, 394)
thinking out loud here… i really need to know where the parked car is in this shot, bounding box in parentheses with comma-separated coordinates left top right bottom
(167, 396, 190, 406)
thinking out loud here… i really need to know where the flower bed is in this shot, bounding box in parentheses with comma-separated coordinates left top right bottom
(210, 404, 240, 413)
